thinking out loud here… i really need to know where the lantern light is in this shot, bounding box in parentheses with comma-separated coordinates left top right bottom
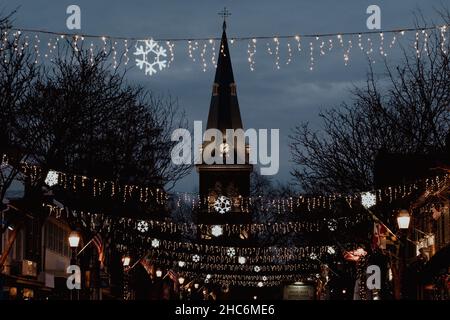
(122, 256, 131, 267)
(397, 209, 411, 229)
(68, 231, 80, 248)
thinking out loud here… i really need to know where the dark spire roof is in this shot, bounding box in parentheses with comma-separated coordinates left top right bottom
(206, 21, 243, 133)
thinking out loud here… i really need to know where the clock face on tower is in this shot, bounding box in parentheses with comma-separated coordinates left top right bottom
(219, 142, 230, 155)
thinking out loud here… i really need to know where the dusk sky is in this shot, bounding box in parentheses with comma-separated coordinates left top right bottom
(3, 0, 446, 192)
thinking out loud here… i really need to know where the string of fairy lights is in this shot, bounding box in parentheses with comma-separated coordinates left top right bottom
(1, 24, 448, 76)
(3, 154, 449, 215)
(176, 272, 320, 287)
(44, 203, 368, 236)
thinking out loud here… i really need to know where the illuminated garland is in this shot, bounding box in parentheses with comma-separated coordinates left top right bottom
(185, 272, 309, 281)
(45, 204, 368, 236)
(144, 248, 330, 265)
(36, 166, 449, 213)
(19, 163, 166, 205)
(118, 239, 331, 260)
(3, 155, 449, 213)
(4, 24, 449, 75)
(148, 258, 321, 273)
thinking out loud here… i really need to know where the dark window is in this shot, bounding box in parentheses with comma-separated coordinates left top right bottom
(45, 222, 70, 257)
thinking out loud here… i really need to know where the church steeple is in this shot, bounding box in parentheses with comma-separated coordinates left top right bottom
(206, 19, 243, 133)
(196, 12, 253, 242)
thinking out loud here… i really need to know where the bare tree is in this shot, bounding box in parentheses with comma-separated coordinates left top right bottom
(0, 11, 39, 205)
(290, 13, 450, 194)
(16, 45, 190, 192)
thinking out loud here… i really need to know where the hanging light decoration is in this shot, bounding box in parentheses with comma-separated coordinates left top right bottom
(238, 256, 246, 265)
(192, 254, 200, 263)
(361, 191, 376, 209)
(178, 261, 186, 268)
(227, 247, 235, 257)
(45, 170, 59, 187)
(214, 195, 231, 214)
(254, 266, 261, 272)
(211, 225, 223, 237)
(136, 220, 148, 233)
(327, 219, 338, 231)
(151, 238, 160, 248)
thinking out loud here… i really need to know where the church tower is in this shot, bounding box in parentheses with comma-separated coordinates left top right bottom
(196, 18, 253, 241)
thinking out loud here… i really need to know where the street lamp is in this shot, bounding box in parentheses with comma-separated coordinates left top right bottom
(397, 209, 411, 229)
(68, 231, 80, 248)
(122, 256, 131, 300)
(68, 231, 80, 266)
(122, 256, 131, 267)
(397, 209, 410, 300)
(68, 231, 80, 300)
(178, 277, 186, 300)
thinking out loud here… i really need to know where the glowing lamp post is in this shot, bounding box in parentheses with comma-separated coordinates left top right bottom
(397, 209, 411, 300)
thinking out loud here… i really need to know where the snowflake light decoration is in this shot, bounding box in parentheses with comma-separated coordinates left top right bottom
(257, 281, 264, 287)
(227, 247, 235, 257)
(262, 276, 268, 281)
(309, 253, 318, 260)
(361, 191, 376, 209)
(213, 196, 232, 214)
(254, 266, 261, 273)
(192, 254, 200, 263)
(134, 39, 167, 76)
(206, 274, 211, 279)
(137, 220, 148, 233)
(238, 256, 246, 265)
(327, 246, 336, 255)
(211, 225, 223, 237)
(151, 238, 160, 248)
(45, 170, 59, 187)
(178, 261, 185, 267)
(327, 219, 338, 231)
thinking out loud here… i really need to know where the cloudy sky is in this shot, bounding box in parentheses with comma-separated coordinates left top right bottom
(3, 0, 446, 192)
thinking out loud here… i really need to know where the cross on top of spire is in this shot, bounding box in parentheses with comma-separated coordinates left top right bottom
(218, 7, 231, 30)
